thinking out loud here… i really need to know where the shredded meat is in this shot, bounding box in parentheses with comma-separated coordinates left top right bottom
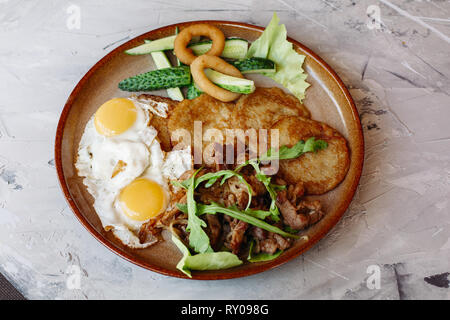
(287, 181, 305, 203)
(160, 186, 187, 225)
(259, 238, 277, 254)
(250, 226, 267, 240)
(205, 214, 222, 249)
(199, 181, 225, 205)
(138, 219, 161, 245)
(250, 226, 291, 255)
(245, 173, 267, 197)
(136, 144, 327, 258)
(276, 189, 324, 230)
(296, 200, 324, 225)
(229, 219, 249, 254)
(226, 176, 249, 210)
(197, 170, 252, 211)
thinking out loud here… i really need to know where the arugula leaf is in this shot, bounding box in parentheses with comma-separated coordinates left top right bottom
(171, 233, 242, 278)
(243, 208, 274, 220)
(270, 184, 286, 192)
(185, 169, 213, 254)
(236, 137, 327, 221)
(247, 160, 280, 221)
(174, 137, 327, 229)
(304, 137, 328, 153)
(170, 179, 190, 189)
(261, 137, 328, 162)
(247, 239, 283, 263)
(178, 203, 273, 221)
(172, 170, 253, 210)
(195, 170, 253, 209)
(179, 202, 299, 239)
(283, 225, 300, 234)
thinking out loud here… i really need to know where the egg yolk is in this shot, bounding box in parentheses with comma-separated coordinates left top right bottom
(119, 178, 166, 221)
(94, 98, 137, 136)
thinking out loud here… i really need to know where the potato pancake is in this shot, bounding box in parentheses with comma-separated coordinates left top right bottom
(168, 94, 234, 151)
(231, 87, 311, 131)
(271, 116, 350, 195)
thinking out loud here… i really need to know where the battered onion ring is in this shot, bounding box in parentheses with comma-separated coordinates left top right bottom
(174, 24, 225, 65)
(191, 55, 244, 102)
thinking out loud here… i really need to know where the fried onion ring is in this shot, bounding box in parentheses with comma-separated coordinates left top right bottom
(190, 55, 244, 102)
(174, 24, 225, 65)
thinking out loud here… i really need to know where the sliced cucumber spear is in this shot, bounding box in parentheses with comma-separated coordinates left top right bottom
(185, 58, 273, 98)
(174, 26, 182, 67)
(118, 66, 191, 92)
(126, 36, 248, 60)
(148, 32, 184, 101)
(204, 69, 255, 94)
(151, 51, 184, 101)
(186, 83, 203, 100)
(118, 66, 255, 94)
(119, 58, 274, 94)
(189, 38, 248, 60)
(186, 69, 255, 99)
(126, 35, 177, 55)
(231, 57, 276, 74)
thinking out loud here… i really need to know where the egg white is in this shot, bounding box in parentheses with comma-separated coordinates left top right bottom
(75, 98, 193, 248)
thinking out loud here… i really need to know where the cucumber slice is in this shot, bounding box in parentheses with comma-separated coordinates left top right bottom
(186, 83, 203, 99)
(127, 37, 248, 60)
(125, 35, 177, 55)
(232, 57, 276, 74)
(150, 51, 184, 101)
(204, 69, 255, 94)
(189, 38, 248, 60)
(118, 66, 191, 92)
(174, 26, 182, 67)
(187, 69, 256, 99)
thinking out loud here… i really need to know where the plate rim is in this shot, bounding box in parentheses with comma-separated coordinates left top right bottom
(55, 20, 365, 280)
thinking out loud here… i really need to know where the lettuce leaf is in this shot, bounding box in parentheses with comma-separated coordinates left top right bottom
(247, 12, 310, 101)
(171, 233, 242, 278)
(247, 240, 283, 263)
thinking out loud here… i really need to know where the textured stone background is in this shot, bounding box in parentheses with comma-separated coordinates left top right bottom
(0, 0, 449, 299)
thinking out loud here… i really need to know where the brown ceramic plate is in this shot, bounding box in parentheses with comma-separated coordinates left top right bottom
(55, 21, 364, 280)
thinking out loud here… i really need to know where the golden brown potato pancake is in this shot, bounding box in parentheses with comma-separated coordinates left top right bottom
(271, 116, 350, 195)
(231, 87, 311, 131)
(168, 94, 234, 150)
(138, 94, 179, 152)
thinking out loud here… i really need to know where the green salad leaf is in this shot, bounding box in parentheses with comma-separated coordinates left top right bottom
(236, 137, 327, 222)
(247, 160, 281, 221)
(171, 138, 327, 272)
(247, 240, 283, 263)
(172, 170, 253, 210)
(171, 233, 242, 278)
(195, 170, 253, 209)
(260, 137, 328, 162)
(185, 169, 213, 254)
(246, 12, 310, 101)
(178, 202, 299, 239)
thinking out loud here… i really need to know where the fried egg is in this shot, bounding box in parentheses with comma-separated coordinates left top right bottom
(76, 97, 192, 248)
